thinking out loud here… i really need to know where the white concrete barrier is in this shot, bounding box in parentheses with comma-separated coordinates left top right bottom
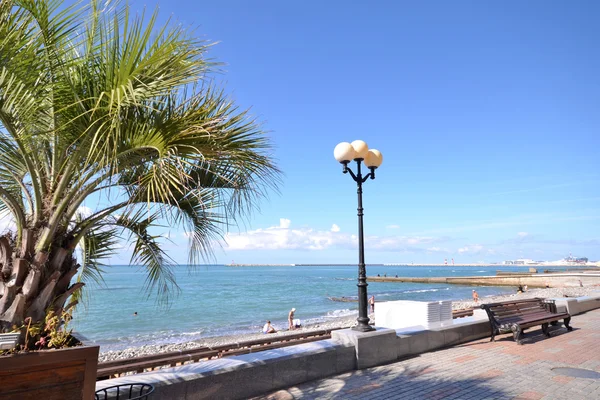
(375, 300, 452, 329)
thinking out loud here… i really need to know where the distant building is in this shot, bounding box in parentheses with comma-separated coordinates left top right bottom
(503, 258, 539, 265)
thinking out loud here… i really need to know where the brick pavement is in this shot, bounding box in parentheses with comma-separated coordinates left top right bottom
(257, 308, 600, 400)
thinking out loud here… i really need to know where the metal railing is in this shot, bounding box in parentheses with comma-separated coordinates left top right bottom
(96, 329, 334, 380)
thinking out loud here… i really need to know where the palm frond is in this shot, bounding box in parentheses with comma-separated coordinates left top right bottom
(72, 223, 118, 307)
(113, 210, 179, 305)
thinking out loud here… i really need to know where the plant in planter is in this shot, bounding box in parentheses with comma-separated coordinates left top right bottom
(0, 309, 99, 400)
(1, 308, 79, 355)
(0, 0, 278, 349)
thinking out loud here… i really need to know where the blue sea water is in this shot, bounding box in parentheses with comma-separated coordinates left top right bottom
(71, 264, 577, 352)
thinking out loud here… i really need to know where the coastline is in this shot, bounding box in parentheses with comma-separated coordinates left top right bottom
(97, 286, 598, 363)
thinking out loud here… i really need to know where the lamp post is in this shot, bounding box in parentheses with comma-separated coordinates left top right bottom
(334, 140, 383, 332)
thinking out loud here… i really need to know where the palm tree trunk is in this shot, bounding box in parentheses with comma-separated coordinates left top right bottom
(0, 232, 82, 332)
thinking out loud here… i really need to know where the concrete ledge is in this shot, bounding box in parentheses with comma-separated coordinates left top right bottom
(95, 339, 355, 400)
(394, 317, 491, 358)
(552, 293, 600, 315)
(331, 327, 396, 369)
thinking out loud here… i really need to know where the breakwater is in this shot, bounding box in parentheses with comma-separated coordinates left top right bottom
(367, 273, 600, 288)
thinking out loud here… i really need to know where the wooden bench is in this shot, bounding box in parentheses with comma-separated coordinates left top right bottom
(480, 298, 572, 344)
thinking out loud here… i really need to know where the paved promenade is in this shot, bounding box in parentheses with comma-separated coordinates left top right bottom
(258, 308, 600, 400)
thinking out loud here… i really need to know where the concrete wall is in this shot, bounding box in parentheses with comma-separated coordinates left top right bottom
(553, 293, 600, 315)
(95, 340, 355, 400)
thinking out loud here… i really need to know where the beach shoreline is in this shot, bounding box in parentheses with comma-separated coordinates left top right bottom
(97, 286, 598, 363)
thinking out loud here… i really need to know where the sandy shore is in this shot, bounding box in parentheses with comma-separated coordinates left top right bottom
(98, 286, 599, 363)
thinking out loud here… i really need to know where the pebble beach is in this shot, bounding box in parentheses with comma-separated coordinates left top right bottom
(98, 285, 599, 363)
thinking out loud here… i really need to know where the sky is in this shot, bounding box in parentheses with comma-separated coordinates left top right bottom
(4, 1, 600, 265)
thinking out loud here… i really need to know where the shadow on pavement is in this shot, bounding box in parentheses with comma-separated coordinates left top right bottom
(256, 363, 507, 399)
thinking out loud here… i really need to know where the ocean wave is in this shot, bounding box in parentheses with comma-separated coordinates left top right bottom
(323, 309, 356, 318)
(403, 287, 451, 293)
(334, 277, 354, 281)
(94, 328, 208, 352)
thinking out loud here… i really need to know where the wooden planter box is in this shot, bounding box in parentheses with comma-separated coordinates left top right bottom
(0, 345, 99, 400)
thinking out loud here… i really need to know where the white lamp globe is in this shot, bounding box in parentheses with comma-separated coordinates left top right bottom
(351, 140, 369, 160)
(364, 149, 383, 168)
(334, 142, 356, 163)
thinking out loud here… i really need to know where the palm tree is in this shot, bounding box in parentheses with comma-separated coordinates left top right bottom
(0, 0, 279, 340)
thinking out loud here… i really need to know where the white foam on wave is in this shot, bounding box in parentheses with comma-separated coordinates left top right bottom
(403, 287, 451, 294)
(324, 308, 356, 318)
(97, 328, 207, 352)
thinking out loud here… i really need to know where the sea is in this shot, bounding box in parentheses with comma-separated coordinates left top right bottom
(71, 264, 580, 352)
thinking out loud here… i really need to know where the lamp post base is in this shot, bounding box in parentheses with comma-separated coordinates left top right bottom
(352, 320, 375, 332)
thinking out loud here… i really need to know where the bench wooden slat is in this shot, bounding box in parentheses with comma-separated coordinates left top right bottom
(484, 298, 553, 308)
(493, 308, 550, 319)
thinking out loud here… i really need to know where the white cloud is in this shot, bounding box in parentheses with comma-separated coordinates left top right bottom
(225, 219, 447, 252)
(72, 206, 94, 221)
(517, 232, 529, 237)
(225, 221, 351, 251)
(457, 245, 484, 254)
(427, 247, 444, 252)
(0, 212, 15, 233)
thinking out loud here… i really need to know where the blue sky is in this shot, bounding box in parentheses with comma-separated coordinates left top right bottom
(65, 1, 600, 264)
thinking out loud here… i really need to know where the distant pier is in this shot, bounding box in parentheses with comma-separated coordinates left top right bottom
(367, 272, 600, 288)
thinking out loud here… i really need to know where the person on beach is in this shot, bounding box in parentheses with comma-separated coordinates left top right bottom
(524, 285, 528, 292)
(472, 290, 479, 302)
(517, 285, 523, 293)
(288, 308, 296, 330)
(263, 320, 276, 334)
(369, 295, 375, 313)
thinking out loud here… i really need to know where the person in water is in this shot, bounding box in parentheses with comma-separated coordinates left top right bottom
(472, 290, 479, 302)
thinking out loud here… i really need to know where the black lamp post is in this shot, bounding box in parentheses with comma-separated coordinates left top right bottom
(334, 140, 383, 332)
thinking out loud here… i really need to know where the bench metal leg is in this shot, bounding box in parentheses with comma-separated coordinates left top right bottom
(511, 325, 523, 345)
(550, 321, 559, 326)
(564, 317, 573, 331)
(541, 323, 551, 337)
(488, 323, 496, 342)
